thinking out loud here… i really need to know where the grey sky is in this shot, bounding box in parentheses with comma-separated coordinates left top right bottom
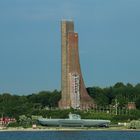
(0, 0, 140, 94)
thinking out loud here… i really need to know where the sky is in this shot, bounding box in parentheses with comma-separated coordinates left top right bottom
(0, 0, 140, 95)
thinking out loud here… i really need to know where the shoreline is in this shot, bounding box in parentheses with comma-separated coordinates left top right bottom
(0, 127, 140, 132)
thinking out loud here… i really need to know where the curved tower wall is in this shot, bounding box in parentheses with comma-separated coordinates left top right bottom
(59, 20, 95, 110)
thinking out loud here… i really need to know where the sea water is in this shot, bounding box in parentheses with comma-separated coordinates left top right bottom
(0, 131, 140, 140)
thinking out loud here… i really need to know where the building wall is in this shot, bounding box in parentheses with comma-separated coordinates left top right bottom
(127, 102, 136, 110)
(59, 20, 74, 108)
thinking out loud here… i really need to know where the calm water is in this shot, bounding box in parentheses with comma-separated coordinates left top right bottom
(0, 131, 140, 140)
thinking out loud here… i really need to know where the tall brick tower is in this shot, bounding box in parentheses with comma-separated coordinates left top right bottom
(59, 20, 95, 110)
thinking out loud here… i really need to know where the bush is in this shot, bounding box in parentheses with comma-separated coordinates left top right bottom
(8, 122, 19, 127)
(128, 120, 140, 129)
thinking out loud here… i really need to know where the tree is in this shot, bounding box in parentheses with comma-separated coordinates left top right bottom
(113, 82, 125, 88)
(136, 97, 140, 109)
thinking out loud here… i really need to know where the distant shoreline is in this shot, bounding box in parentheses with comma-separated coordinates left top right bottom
(0, 127, 140, 132)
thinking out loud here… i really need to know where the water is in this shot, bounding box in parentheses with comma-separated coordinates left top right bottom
(0, 131, 140, 140)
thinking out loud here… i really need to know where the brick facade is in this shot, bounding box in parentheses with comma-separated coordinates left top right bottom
(59, 20, 95, 110)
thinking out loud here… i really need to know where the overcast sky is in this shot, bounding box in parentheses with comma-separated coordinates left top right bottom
(0, 0, 140, 95)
